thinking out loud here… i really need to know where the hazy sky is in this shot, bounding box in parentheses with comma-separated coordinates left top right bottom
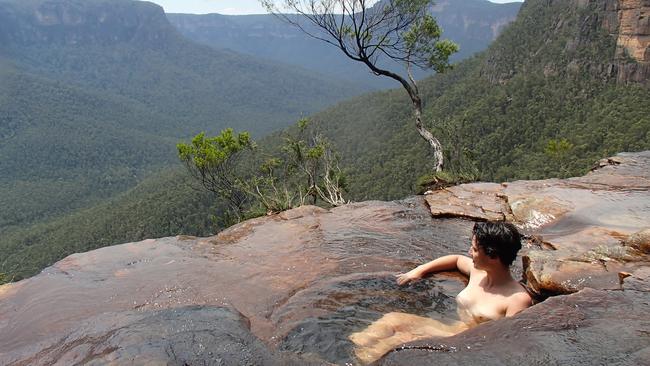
(147, 0, 524, 15)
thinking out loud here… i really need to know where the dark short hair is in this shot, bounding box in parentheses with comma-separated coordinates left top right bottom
(472, 221, 522, 266)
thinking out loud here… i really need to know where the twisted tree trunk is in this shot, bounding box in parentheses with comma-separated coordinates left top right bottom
(412, 97, 444, 172)
(262, 0, 456, 175)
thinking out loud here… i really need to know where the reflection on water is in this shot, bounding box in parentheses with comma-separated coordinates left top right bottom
(0, 198, 475, 365)
(278, 274, 466, 364)
(350, 311, 468, 363)
(3, 153, 650, 365)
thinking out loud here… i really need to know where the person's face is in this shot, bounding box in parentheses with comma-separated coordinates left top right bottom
(468, 235, 486, 269)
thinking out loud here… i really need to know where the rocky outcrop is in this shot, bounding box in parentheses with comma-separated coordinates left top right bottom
(605, 0, 650, 84)
(0, 0, 177, 47)
(377, 288, 650, 365)
(425, 151, 650, 296)
(1, 152, 648, 365)
(9, 306, 313, 366)
(0, 200, 473, 365)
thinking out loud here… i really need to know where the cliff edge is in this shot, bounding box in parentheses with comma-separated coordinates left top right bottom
(1, 151, 648, 365)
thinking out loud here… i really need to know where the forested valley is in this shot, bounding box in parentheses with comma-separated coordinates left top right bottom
(1, 0, 648, 284)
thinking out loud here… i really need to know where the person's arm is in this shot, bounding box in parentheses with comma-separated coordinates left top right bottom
(505, 292, 532, 317)
(396, 255, 473, 285)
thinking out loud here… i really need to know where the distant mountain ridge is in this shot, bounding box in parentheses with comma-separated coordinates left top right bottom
(0, 0, 173, 46)
(2, 0, 648, 285)
(0, 0, 363, 232)
(167, 0, 522, 89)
(311, 0, 650, 199)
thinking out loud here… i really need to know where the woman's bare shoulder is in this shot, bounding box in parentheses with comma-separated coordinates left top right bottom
(456, 255, 474, 276)
(505, 289, 533, 316)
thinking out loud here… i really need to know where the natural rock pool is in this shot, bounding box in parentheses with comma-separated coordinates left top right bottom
(1, 152, 649, 365)
(0, 199, 476, 365)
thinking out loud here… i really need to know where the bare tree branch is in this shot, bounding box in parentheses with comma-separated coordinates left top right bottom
(261, 0, 458, 172)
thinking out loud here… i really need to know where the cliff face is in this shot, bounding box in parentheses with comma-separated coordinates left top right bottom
(1, 152, 648, 365)
(427, 0, 522, 42)
(615, 0, 650, 61)
(0, 0, 177, 47)
(481, 0, 649, 86)
(605, 0, 650, 83)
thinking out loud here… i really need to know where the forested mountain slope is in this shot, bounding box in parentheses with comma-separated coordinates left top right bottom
(0, 63, 178, 231)
(2, 0, 649, 284)
(0, 168, 217, 282)
(167, 0, 522, 89)
(310, 0, 650, 199)
(0, 0, 363, 231)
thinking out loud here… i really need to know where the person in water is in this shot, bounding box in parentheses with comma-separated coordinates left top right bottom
(350, 221, 532, 362)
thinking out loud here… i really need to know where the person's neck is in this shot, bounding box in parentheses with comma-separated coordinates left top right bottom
(483, 264, 513, 288)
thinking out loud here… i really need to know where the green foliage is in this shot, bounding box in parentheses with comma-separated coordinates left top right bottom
(544, 138, 575, 176)
(415, 169, 480, 194)
(178, 129, 254, 169)
(246, 119, 347, 213)
(178, 129, 254, 221)
(0, 272, 9, 285)
(0, 0, 362, 234)
(248, 158, 297, 213)
(0, 66, 180, 232)
(0, 168, 219, 283)
(177, 121, 346, 222)
(544, 138, 574, 159)
(404, 14, 460, 72)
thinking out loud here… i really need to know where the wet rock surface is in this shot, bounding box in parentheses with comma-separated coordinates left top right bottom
(0, 198, 474, 365)
(1, 153, 649, 365)
(6, 306, 298, 366)
(425, 151, 650, 296)
(377, 288, 650, 366)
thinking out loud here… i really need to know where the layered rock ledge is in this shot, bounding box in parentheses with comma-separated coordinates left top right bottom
(425, 151, 650, 297)
(604, 0, 650, 85)
(0, 152, 648, 365)
(380, 152, 650, 365)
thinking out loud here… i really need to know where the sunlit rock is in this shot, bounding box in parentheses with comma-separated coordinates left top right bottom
(424, 183, 511, 221)
(522, 251, 622, 296)
(424, 151, 650, 296)
(6, 306, 304, 366)
(1, 153, 649, 364)
(624, 228, 650, 253)
(0, 198, 473, 365)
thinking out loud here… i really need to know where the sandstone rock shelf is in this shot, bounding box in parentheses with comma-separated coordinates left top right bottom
(1, 152, 648, 365)
(425, 151, 650, 297)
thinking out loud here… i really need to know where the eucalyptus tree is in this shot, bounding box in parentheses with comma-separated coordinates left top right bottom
(177, 129, 254, 221)
(178, 123, 346, 224)
(260, 0, 458, 172)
